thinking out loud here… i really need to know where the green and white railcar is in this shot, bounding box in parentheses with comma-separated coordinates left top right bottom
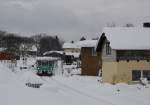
(35, 57, 58, 76)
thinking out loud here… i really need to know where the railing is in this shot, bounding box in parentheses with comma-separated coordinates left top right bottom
(117, 56, 150, 60)
(116, 50, 150, 60)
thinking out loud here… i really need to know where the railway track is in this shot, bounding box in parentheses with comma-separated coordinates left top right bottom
(41, 77, 116, 105)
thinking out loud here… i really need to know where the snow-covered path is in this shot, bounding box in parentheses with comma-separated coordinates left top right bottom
(0, 77, 109, 105)
(41, 77, 114, 105)
(45, 76, 150, 105)
(1, 75, 150, 105)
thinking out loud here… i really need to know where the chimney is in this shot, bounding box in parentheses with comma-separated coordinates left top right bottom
(143, 22, 150, 28)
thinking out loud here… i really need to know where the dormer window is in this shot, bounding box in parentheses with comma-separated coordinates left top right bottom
(106, 41, 111, 55)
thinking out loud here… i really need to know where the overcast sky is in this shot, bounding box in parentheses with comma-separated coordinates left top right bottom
(0, 0, 150, 41)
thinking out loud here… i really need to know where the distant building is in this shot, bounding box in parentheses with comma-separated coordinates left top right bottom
(63, 42, 80, 53)
(62, 41, 84, 64)
(96, 27, 150, 84)
(63, 40, 100, 65)
(0, 52, 17, 60)
(19, 44, 37, 56)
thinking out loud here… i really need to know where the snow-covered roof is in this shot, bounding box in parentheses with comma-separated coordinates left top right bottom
(0, 47, 6, 52)
(63, 42, 79, 49)
(43, 51, 64, 55)
(36, 57, 59, 61)
(76, 40, 98, 48)
(63, 40, 98, 49)
(65, 52, 80, 58)
(102, 27, 150, 50)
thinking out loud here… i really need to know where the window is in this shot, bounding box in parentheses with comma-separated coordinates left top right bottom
(92, 48, 97, 56)
(37, 61, 42, 66)
(132, 70, 150, 81)
(132, 70, 141, 81)
(106, 41, 111, 55)
(42, 61, 48, 66)
(143, 70, 150, 80)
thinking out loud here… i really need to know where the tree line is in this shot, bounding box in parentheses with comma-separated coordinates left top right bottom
(0, 30, 63, 55)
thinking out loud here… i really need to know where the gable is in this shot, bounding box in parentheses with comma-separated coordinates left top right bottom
(96, 33, 106, 52)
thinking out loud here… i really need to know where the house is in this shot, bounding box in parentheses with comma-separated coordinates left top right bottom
(0, 45, 19, 68)
(43, 50, 64, 59)
(63, 42, 80, 53)
(63, 42, 80, 64)
(80, 40, 101, 76)
(0, 51, 18, 69)
(20, 44, 37, 56)
(0, 52, 17, 60)
(96, 26, 150, 84)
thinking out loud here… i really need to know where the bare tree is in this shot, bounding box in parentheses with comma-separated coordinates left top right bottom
(124, 23, 134, 27)
(80, 36, 86, 41)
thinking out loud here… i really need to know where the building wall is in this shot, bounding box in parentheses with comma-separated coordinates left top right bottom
(102, 60, 150, 84)
(81, 47, 101, 76)
(102, 41, 116, 62)
(102, 62, 118, 83)
(100, 37, 150, 84)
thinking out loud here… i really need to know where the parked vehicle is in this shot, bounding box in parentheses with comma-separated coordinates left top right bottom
(35, 57, 58, 76)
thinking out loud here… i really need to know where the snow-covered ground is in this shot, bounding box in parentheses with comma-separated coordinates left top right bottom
(0, 58, 150, 105)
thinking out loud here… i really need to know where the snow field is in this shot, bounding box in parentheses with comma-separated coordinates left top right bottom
(0, 59, 150, 105)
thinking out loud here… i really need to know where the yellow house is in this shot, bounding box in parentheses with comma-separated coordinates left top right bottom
(96, 27, 150, 84)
